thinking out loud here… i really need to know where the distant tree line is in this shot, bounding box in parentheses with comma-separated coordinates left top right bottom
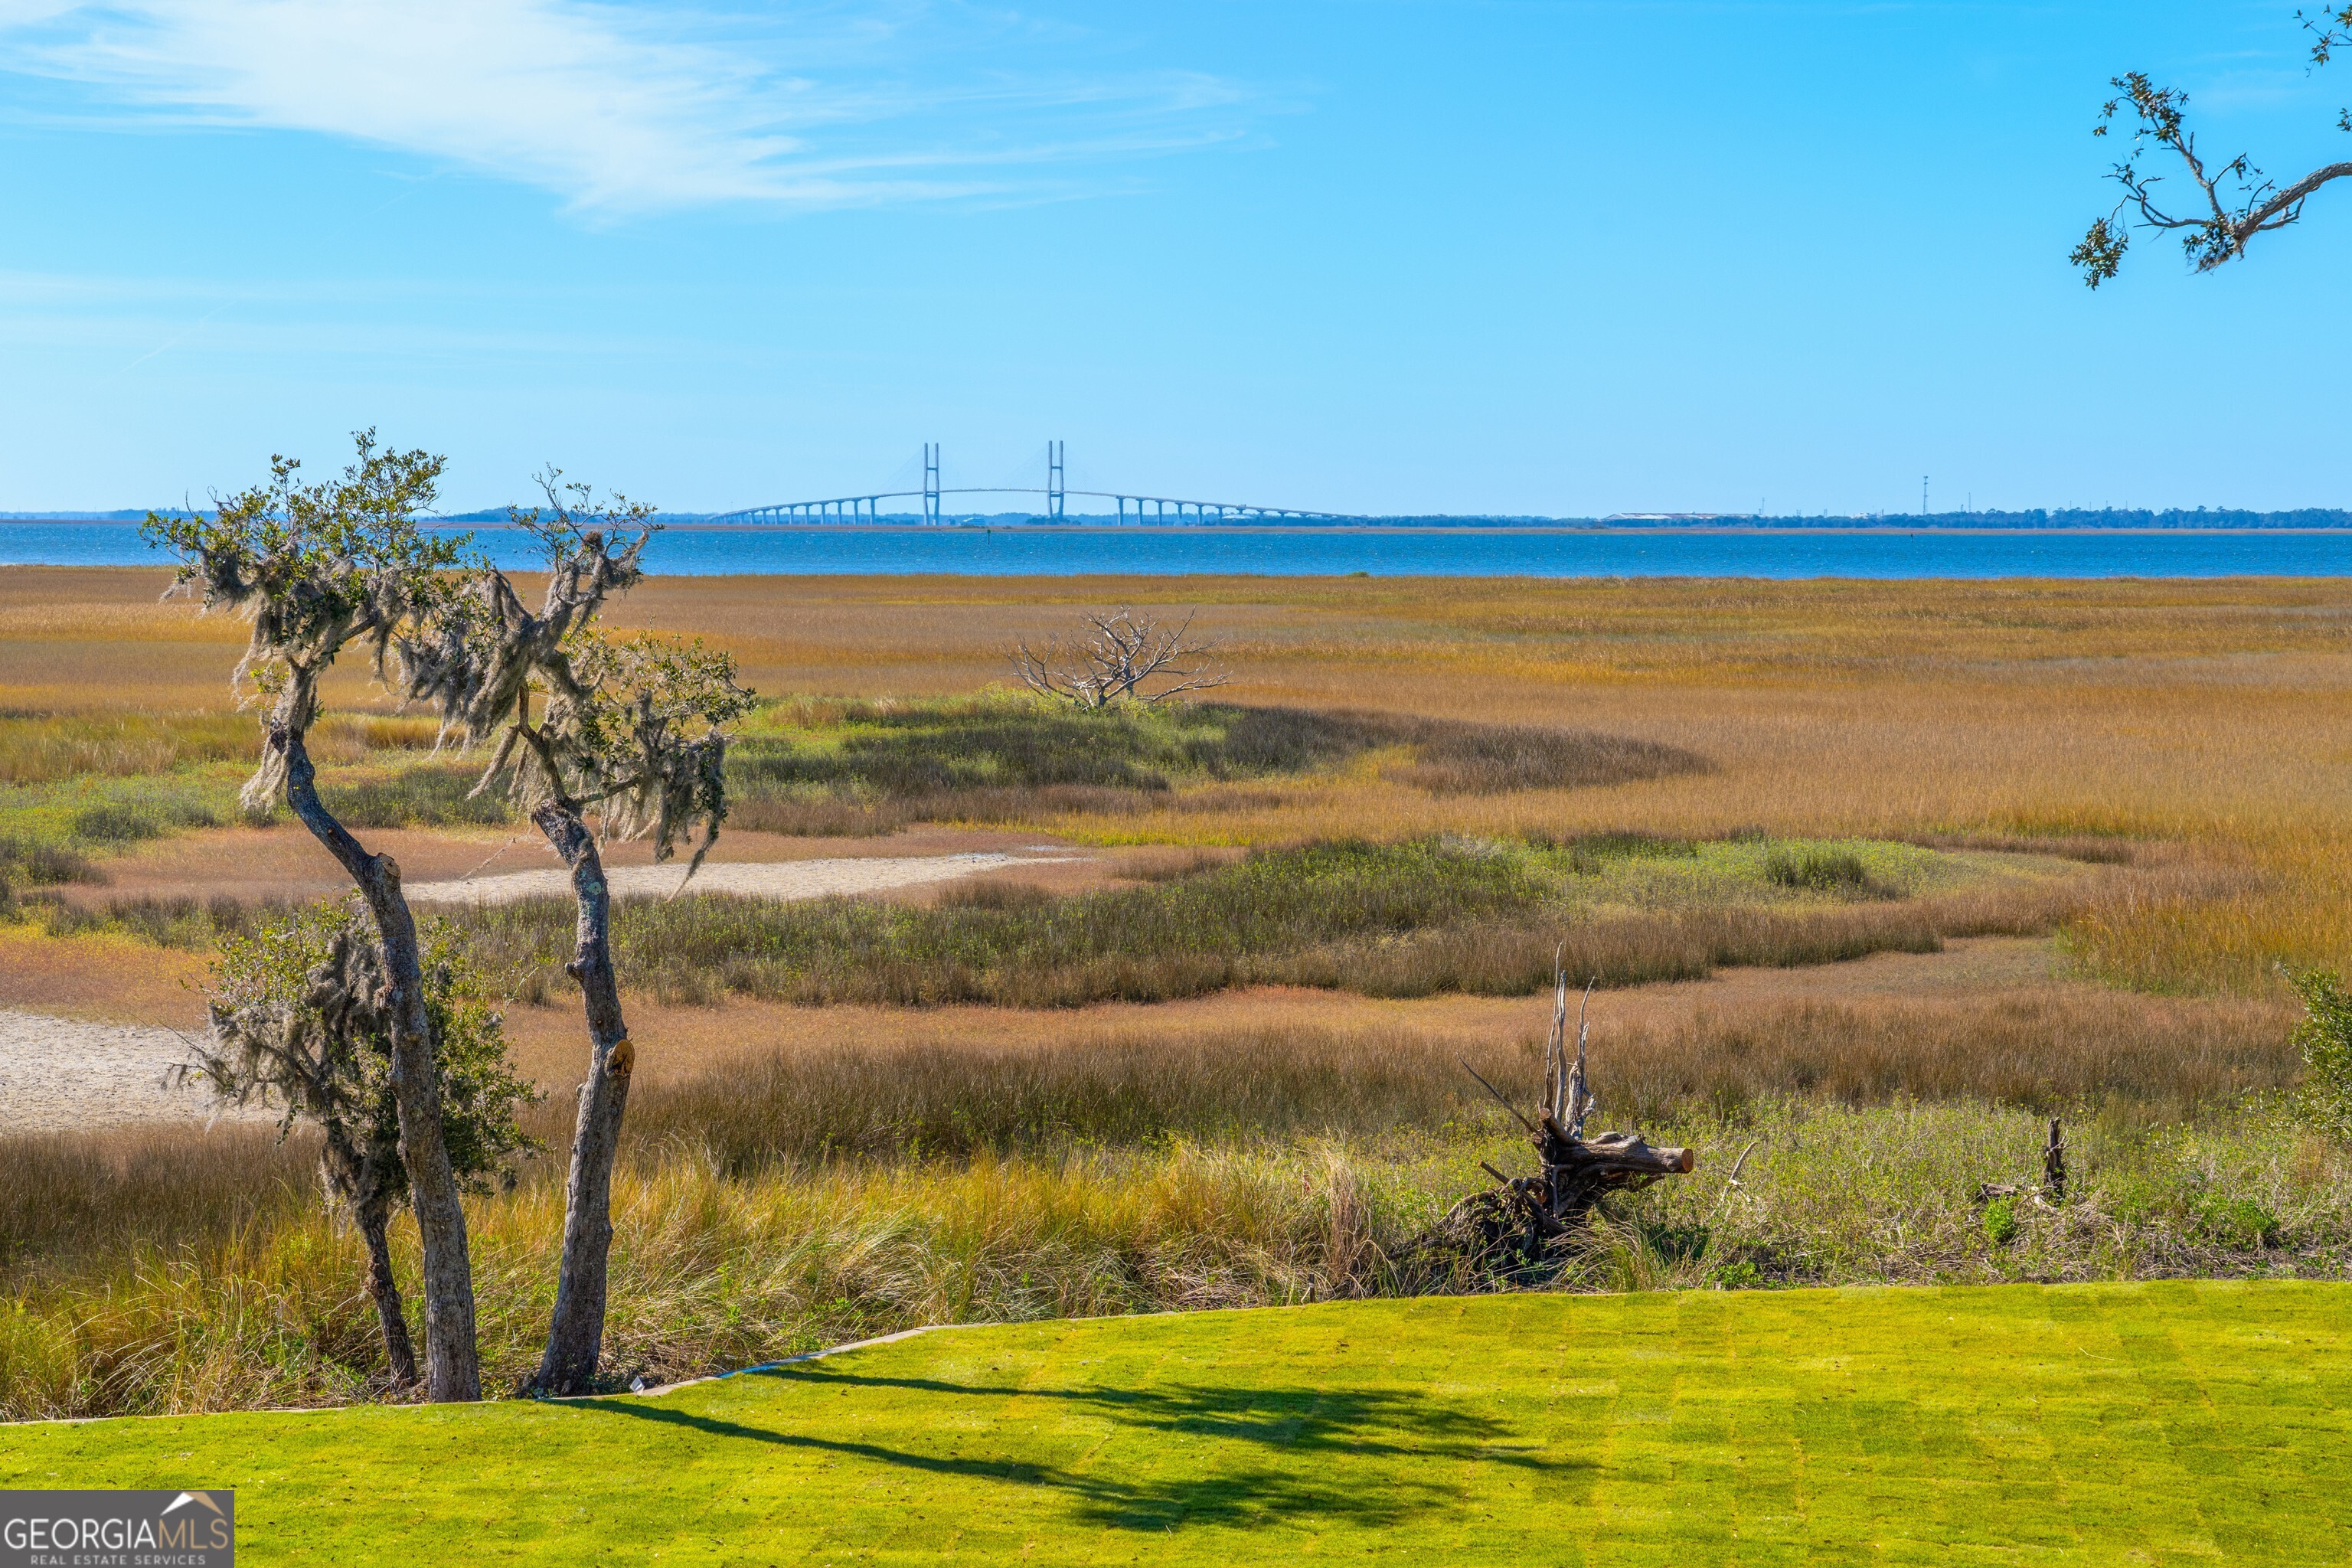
(1689, 509, 2352, 531)
(613, 509, 2352, 530)
(19, 505, 2351, 531)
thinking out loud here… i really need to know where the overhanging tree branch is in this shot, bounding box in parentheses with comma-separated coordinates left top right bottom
(2075, 8, 2352, 285)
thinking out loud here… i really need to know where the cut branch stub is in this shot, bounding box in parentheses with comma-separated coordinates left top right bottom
(1534, 1116, 1696, 1222)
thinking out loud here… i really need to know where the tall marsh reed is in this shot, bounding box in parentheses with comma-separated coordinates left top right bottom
(1, 991, 2334, 1419)
(6, 1099, 2341, 1421)
(8, 573, 2352, 1417)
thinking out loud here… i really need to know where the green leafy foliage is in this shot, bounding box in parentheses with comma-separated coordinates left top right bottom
(540, 630, 756, 867)
(140, 430, 479, 809)
(201, 902, 540, 1198)
(395, 477, 754, 871)
(2194, 1195, 2281, 1250)
(2285, 966, 2352, 1147)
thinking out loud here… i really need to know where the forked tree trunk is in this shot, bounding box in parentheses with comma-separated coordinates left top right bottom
(528, 802, 634, 1396)
(275, 725, 482, 1402)
(357, 1199, 421, 1389)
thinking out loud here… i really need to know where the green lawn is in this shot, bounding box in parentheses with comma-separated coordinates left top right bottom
(7, 1283, 2348, 1564)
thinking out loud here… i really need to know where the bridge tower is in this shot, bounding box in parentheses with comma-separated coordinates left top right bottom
(923, 443, 941, 524)
(1047, 440, 1066, 520)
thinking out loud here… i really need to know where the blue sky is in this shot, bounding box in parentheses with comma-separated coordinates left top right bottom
(0, 1, 2347, 517)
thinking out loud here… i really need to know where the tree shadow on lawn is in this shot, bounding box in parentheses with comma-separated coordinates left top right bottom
(577, 1370, 1579, 1533)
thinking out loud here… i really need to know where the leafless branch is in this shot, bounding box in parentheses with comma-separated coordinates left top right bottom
(1010, 607, 1229, 709)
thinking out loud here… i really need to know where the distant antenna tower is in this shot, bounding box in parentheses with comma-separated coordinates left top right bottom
(1922, 475, 1929, 517)
(923, 443, 941, 525)
(1047, 440, 1066, 520)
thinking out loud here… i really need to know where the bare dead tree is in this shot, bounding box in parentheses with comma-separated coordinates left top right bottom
(183, 906, 537, 1389)
(142, 431, 489, 1403)
(1010, 607, 1228, 709)
(2074, 7, 2352, 285)
(399, 471, 754, 1396)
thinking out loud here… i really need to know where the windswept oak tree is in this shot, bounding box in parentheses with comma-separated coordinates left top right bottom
(142, 433, 490, 1401)
(188, 905, 537, 1387)
(400, 473, 755, 1395)
(2075, 6, 2352, 285)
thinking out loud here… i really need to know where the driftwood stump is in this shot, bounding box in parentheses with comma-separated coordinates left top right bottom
(1445, 973, 1694, 1269)
(1976, 1118, 2067, 1207)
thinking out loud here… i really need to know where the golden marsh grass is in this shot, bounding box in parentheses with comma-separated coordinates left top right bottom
(12, 567, 2346, 991)
(2, 567, 2348, 1415)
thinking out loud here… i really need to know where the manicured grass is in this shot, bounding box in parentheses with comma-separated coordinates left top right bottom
(8, 1282, 2347, 1563)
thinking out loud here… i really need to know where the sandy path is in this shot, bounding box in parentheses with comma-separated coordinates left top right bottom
(0, 1009, 271, 1133)
(407, 852, 1079, 907)
(67, 824, 1114, 908)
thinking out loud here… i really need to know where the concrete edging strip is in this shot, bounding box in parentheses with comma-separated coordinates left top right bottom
(612, 1325, 953, 1401)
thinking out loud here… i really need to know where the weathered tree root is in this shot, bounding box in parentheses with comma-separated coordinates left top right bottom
(1420, 971, 1696, 1284)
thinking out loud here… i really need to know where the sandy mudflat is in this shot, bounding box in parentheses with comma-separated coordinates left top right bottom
(406, 851, 1078, 907)
(0, 1009, 271, 1133)
(1, 849, 1088, 1131)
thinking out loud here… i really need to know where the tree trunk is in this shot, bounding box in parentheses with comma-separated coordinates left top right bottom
(358, 1199, 421, 1389)
(274, 724, 482, 1402)
(528, 801, 634, 1396)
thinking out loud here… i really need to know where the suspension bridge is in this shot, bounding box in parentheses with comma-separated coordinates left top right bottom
(709, 443, 1361, 524)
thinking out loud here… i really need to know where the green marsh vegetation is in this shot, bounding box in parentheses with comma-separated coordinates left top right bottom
(1, 687, 2346, 1419)
(2, 985, 2344, 1417)
(724, 689, 1708, 834)
(5, 692, 2091, 1008)
(459, 831, 2103, 1008)
(0, 710, 514, 914)
(7, 823, 2119, 1002)
(0, 1020, 2342, 1419)
(0, 689, 1697, 911)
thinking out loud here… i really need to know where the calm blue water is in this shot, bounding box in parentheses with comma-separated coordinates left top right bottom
(8, 520, 2351, 578)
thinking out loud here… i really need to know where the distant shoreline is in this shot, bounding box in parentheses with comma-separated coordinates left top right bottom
(9, 518, 2352, 539)
(663, 524, 2352, 537)
(13, 518, 2350, 580)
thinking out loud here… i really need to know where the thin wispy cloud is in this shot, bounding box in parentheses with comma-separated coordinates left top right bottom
(0, 1, 1256, 213)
